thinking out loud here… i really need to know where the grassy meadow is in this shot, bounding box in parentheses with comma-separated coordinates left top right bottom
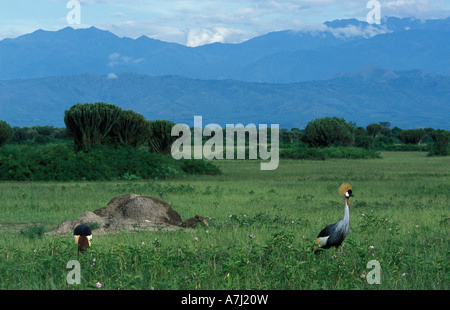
(0, 152, 448, 290)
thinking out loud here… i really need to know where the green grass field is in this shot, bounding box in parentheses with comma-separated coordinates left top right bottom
(0, 152, 448, 289)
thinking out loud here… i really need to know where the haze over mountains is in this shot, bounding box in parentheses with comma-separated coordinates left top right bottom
(0, 16, 449, 129)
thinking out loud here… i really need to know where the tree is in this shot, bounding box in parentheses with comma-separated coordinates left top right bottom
(0, 120, 13, 147)
(378, 122, 391, 129)
(398, 129, 426, 145)
(366, 123, 384, 138)
(64, 102, 122, 151)
(110, 110, 150, 148)
(12, 127, 37, 143)
(428, 129, 449, 156)
(147, 120, 177, 154)
(302, 117, 355, 147)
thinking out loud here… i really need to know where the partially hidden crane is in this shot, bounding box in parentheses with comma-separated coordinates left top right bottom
(313, 183, 353, 253)
(73, 224, 92, 253)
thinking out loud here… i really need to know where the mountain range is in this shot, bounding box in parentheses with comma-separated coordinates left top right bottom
(0, 16, 449, 129)
(1, 68, 448, 129)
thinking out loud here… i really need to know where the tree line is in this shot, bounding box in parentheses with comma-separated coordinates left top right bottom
(0, 102, 177, 154)
(280, 117, 449, 156)
(0, 105, 449, 156)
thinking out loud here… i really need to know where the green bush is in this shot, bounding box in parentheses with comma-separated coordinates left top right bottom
(20, 224, 45, 239)
(148, 120, 178, 154)
(302, 117, 355, 147)
(180, 159, 222, 175)
(108, 109, 150, 148)
(366, 123, 384, 138)
(0, 120, 13, 147)
(428, 129, 449, 156)
(281, 146, 380, 160)
(380, 144, 429, 152)
(398, 129, 427, 145)
(64, 102, 122, 151)
(0, 143, 220, 181)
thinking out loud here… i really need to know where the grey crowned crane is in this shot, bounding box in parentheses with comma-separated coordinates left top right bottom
(313, 183, 353, 253)
(73, 224, 92, 253)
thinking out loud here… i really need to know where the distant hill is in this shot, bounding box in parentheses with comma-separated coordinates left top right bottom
(1, 68, 448, 129)
(0, 17, 449, 82)
(0, 17, 448, 129)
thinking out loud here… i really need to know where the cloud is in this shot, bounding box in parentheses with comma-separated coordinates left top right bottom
(107, 53, 143, 67)
(109, 11, 127, 18)
(380, 0, 450, 19)
(104, 20, 186, 43)
(3, 0, 450, 44)
(329, 24, 391, 39)
(107, 72, 118, 79)
(186, 27, 247, 47)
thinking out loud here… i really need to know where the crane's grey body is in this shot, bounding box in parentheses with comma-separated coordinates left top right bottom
(314, 192, 351, 252)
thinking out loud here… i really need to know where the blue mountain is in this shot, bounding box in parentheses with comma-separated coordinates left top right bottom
(0, 68, 448, 129)
(0, 17, 449, 82)
(0, 17, 449, 129)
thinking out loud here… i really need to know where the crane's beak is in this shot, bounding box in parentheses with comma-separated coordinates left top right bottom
(349, 193, 354, 197)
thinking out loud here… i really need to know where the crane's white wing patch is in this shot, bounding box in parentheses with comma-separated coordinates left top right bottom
(316, 236, 329, 247)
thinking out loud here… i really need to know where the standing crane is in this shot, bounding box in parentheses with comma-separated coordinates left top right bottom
(73, 224, 92, 253)
(313, 183, 353, 253)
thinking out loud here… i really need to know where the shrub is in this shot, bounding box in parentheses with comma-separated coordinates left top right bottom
(302, 117, 355, 147)
(108, 109, 150, 148)
(20, 224, 45, 239)
(0, 120, 13, 147)
(281, 146, 380, 160)
(180, 159, 222, 175)
(64, 102, 122, 151)
(148, 120, 178, 154)
(428, 129, 449, 156)
(355, 135, 375, 149)
(366, 123, 384, 138)
(0, 143, 220, 181)
(398, 129, 426, 145)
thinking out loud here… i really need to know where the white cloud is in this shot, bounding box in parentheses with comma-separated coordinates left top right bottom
(381, 0, 450, 18)
(107, 72, 118, 79)
(107, 52, 143, 67)
(2, 0, 449, 44)
(186, 27, 247, 47)
(329, 24, 391, 39)
(104, 20, 186, 42)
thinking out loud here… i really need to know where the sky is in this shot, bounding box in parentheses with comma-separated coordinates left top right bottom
(0, 0, 449, 46)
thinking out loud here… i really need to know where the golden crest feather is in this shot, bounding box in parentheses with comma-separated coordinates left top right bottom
(339, 183, 352, 196)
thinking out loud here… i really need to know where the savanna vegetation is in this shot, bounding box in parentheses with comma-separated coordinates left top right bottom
(0, 152, 448, 289)
(0, 103, 448, 290)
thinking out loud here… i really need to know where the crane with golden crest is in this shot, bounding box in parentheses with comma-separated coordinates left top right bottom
(313, 183, 353, 253)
